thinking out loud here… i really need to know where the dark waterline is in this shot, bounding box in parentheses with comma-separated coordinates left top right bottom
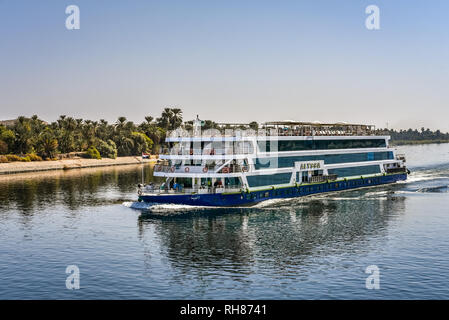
(0, 144, 449, 299)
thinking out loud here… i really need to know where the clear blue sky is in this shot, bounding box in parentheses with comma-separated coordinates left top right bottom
(1, 0, 448, 130)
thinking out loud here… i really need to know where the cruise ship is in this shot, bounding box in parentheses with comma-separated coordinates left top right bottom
(137, 119, 408, 206)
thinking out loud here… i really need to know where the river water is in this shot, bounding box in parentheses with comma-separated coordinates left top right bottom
(0, 143, 448, 299)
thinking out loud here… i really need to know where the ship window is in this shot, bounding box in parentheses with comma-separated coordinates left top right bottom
(246, 173, 292, 188)
(261, 139, 387, 152)
(328, 165, 381, 178)
(225, 177, 242, 188)
(176, 177, 193, 188)
(254, 151, 392, 169)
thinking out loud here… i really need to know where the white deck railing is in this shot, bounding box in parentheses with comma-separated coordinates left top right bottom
(140, 186, 243, 195)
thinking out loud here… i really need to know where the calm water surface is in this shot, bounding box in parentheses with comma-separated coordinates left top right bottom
(1, 144, 449, 299)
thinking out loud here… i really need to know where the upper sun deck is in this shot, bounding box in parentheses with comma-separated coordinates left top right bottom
(166, 120, 377, 142)
(262, 121, 376, 136)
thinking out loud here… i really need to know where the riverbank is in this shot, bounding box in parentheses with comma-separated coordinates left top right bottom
(390, 140, 449, 146)
(0, 156, 156, 175)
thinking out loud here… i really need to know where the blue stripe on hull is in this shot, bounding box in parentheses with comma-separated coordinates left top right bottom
(138, 173, 407, 207)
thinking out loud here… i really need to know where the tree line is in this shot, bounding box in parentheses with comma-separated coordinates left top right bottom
(376, 127, 449, 144)
(1, 110, 449, 162)
(0, 108, 183, 161)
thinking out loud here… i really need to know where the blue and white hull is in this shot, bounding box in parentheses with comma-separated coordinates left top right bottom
(139, 173, 407, 207)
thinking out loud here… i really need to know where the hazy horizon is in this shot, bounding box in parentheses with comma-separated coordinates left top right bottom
(1, 1, 449, 131)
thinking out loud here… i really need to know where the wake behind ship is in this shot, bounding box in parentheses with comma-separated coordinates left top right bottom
(137, 119, 408, 206)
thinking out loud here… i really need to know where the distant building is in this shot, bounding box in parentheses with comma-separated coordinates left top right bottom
(0, 119, 18, 127)
(0, 118, 48, 127)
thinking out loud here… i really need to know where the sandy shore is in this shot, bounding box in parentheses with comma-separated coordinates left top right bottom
(0, 156, 156, 175)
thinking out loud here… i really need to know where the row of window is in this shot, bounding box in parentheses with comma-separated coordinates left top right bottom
(246, 165, 381, 188)
(327, 165, 381, 177)
(246, 172, 292, 187)
(258, 139, 386, 152)
(243, 177, 383, 200)
(254, 152, 393, 169)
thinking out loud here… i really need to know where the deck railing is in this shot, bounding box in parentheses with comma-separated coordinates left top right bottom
(140, 185, 243, 195)
(159, 148, 253, 156)
(154, 164, 252, 174)
(166, 126, 377, 138)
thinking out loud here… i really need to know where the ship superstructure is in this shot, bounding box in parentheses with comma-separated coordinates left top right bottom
(138, 119, 408, 206)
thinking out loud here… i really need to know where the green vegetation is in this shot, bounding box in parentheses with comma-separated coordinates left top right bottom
(377, 128, 449, 145)
(390, 139, 449, 146)
(96, 139, 117, 159)
(0, 108, 183, 162)
(2, 109, 449, 163)
(84, 146, 101, 160)
(0, 154, 43, 163)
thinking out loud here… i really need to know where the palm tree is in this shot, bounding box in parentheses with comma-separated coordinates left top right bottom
(144, 116, 154, 124)
(117, 136, 134, 156)
(117, 117, 127, 125)
(115, 117, 127, 134)
(36, 128, 58, 158)
(13, 116, 32, 154)
(157, 108, 172, 130)
(170, 108, 183, 130)
(57, 115, 67, 130)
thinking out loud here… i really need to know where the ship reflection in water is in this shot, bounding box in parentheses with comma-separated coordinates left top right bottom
(136, 192, 406, 282)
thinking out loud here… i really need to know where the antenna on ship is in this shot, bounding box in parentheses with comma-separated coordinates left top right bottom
(193, 115, 203, 136)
